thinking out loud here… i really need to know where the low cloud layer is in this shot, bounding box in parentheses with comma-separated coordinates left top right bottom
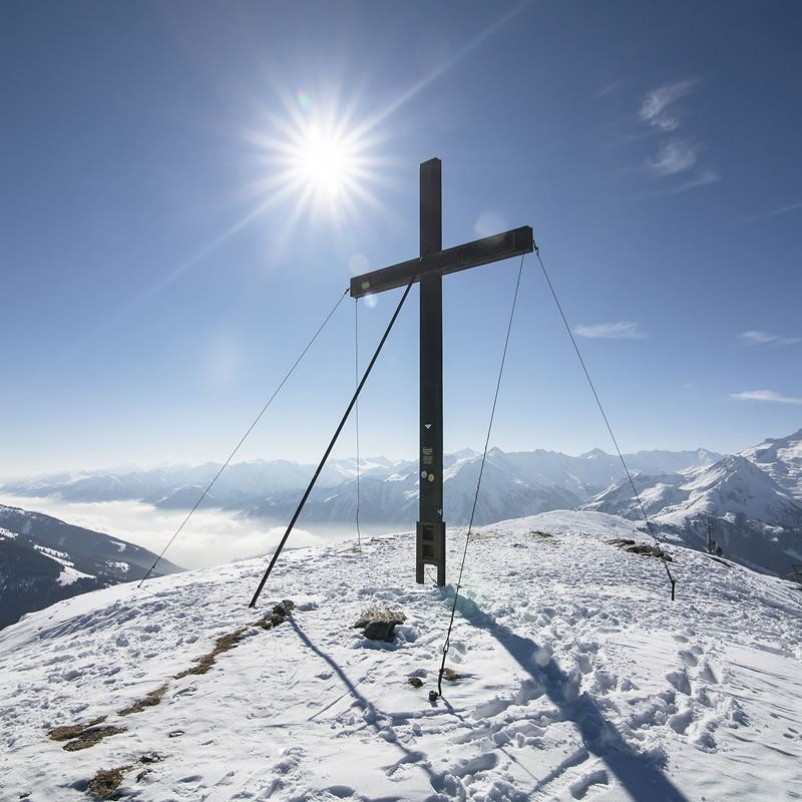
(0, 495, 372, 569)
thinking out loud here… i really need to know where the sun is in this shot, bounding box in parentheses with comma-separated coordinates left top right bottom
(294, 125, 355, 198)
(241, 93, 383, 229)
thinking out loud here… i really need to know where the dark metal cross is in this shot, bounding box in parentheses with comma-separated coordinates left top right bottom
(350, 158, 533, 586)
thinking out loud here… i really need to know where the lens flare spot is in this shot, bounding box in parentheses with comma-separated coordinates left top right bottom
(297, 91, 312, 112)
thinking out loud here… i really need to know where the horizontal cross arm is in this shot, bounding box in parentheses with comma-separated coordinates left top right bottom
(350, 226, 534, 298)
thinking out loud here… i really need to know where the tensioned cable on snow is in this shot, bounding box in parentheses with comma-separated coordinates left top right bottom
(138, 288, 350, 587)
(249, 263, 423, 609)
(354, 298, 362, 553)
(534, 246, 677, 601)
(436, 253, 526, 698)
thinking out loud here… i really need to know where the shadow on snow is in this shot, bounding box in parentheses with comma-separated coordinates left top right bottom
(451, 594, 691, 801)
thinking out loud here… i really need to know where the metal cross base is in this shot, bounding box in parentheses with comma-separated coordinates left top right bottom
(416, 520, 446, 585)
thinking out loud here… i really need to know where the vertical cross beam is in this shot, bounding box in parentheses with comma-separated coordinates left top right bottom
(348, 158, 532, 588)
(417, 158, 446, 586)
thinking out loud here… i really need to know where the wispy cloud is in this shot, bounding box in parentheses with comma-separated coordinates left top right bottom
(648, 138, 698, 176)
(631, 77, 717, 191)
(661, 169, 720, 194)
(746, 201, 802, 222)
(738, 330, 800, 347)
(574, 321, 647, 340)
(731, 390, 802, 405)
(639, 79, 697, 131)
(595, 79, 625, 99)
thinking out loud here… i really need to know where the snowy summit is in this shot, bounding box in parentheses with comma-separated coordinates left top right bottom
(1, 511, 801, 800)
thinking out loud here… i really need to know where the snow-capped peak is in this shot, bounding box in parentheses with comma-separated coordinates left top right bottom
(740, 428, 802, 500)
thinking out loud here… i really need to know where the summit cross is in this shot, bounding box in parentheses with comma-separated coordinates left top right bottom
(349, 158, 533, 586)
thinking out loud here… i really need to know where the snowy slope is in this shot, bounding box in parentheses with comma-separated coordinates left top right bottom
(581, 455, 802, 576)
(1, 511, 801, 801)
(741, 428, 802, 501)
(0, 504, 181, 630)
(660, 455, 802, 526)
(581, 474, 687, 519)
(586, 456, 802, 529)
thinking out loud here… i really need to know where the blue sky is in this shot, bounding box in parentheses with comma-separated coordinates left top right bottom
(2, 0, 801, 476)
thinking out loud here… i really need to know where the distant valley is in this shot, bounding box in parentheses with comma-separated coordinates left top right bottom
(0, 505, 181, 630)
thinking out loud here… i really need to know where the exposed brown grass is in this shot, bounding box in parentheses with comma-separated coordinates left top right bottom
(254, 610, 285, 630)
(63, 726, 126, 752)
(47, 602, 295, 765)
(174, 627, 248, 679)
(173, 604, 293, 679)
(118, 683, 170, 716)
(86, 765, 133, 800)
(441, 667, 461, 682)
(48, 717, 106, 742)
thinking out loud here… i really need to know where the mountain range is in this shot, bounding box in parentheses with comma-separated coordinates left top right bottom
(2, 429, 801, 577)
(1, 446, 723, 524)
(581, 432, 802, 576)
(0, 504, 181, 630)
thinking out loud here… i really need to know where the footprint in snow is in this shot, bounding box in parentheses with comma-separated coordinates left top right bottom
(450, 752, 498, 778)
(668, 709, 694, 735)
(666, 669, 692, 696)
(569, 768, 609, 800)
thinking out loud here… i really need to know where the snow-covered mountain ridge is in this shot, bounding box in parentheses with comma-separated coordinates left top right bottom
(582, 432, 802, 577)
(0, 504, 181, 630)
(1, 445, 723, 525)
(740, 428, 802, 501)
(1, 511, 800, 800)
(3, 430, 800, 578)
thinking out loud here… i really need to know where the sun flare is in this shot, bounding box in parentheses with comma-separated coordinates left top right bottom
(242, 93, 384, 228)
(294, 126, 354, 197)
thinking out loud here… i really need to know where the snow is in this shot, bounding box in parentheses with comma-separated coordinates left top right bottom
(34, 544, 71, 561)
(56, 565, 95, 587)
(779, 442, 802, 463)
(1, 511, 801, 801)
(27, 543, 96, 586)
(740, 429, 802, 501)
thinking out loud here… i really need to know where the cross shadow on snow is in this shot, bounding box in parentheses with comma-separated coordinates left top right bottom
(450, 595, 691, 802)
(287, 617, 436, 792)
